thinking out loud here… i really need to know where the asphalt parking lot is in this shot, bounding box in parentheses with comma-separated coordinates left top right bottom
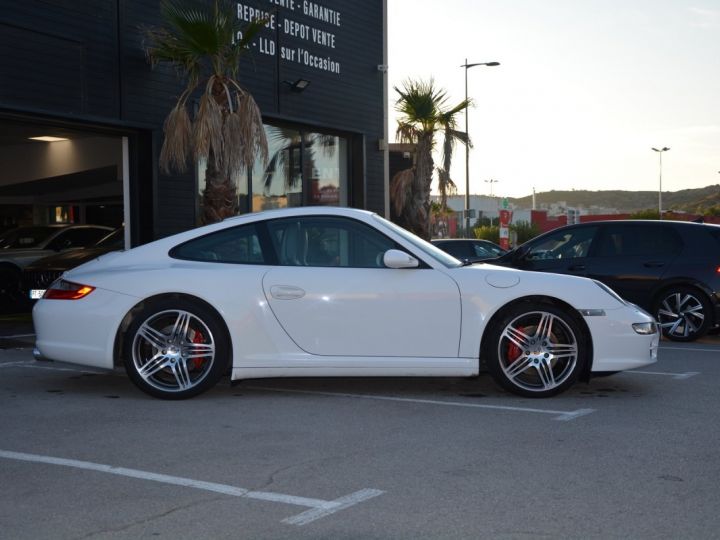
(1, 318, 719, 539)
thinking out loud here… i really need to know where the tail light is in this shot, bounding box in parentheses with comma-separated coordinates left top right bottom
(44, 279, 95, 300)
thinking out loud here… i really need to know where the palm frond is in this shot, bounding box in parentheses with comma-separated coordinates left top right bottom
(159, 103, 192, 174)
(235, 90, 268, 170)
(222, 111, 245, 178)
(194, 90, 224, 167)
(389, 168, 415, 216)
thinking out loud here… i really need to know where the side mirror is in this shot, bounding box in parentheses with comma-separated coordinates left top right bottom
(383, 249, 419, 269)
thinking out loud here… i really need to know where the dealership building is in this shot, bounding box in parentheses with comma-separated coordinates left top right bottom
(0, 0, 388, 247)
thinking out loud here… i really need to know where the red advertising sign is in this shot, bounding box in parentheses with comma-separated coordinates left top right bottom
(498, 210, 512, 250)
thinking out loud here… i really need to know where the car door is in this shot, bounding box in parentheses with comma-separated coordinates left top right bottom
(511, 225, 598, 277)
(585, 223, 682, 308)
(262, 216, 461, 358)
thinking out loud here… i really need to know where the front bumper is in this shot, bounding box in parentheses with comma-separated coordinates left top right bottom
(585, 304, 659, 372)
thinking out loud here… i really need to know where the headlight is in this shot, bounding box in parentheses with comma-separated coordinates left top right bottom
(593, 280, 627, 306)
(632, 322, 658, 335)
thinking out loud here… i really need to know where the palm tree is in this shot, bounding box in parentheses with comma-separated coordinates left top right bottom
(390, 79, 470, 239)
(143, 0, 269, 224)
(437, 105, 470, 211)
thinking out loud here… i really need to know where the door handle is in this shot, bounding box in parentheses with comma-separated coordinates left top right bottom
(643, 261, 666, 268)
(270, 285, 306, 300)
(567, 264, 586, 271)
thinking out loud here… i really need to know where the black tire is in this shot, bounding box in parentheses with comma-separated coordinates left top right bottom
(122, 297, 230, 399)
(654, 286, 711, 342)
(485, 303, 589, 398)
(0, 265, 23, 313)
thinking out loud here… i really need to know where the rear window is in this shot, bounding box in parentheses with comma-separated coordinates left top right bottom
(434, 242, 471, 259)
(596, 224, 683, 257)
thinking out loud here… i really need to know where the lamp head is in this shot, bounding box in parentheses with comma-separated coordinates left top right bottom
(283, 79, 311, 92)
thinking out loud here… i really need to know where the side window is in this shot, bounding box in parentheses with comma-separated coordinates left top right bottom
(597, 225, 683, 257)
(170, 224, 265, 264)
(268, 217, 396, 268)
(47, 228, 109, 250)
(526, 227, 597, 260)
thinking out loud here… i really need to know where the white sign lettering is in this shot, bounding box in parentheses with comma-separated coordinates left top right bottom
(236, 1, 342, 75)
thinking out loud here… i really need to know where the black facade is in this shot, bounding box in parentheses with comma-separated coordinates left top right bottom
(0, 0, 387, 244)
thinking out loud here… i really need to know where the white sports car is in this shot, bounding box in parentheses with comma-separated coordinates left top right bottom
(32, 207, 659, 399)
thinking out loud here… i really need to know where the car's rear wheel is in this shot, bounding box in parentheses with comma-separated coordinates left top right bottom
(122, 298, 229, 399)
(655, 286, 711, 342)
(485, 303, 588, 397)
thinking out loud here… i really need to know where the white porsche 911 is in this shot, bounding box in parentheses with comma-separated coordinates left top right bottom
(32, 207, 659, 400)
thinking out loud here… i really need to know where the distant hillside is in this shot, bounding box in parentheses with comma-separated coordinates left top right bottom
(511, 185, 720, 213)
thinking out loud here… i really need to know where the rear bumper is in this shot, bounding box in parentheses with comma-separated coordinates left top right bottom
(32, 287, 138, 369)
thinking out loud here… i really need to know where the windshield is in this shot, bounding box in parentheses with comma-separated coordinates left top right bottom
(372, 215, 463, 268)
(0, 226, 57, 249)
(95, 228, 125, 249)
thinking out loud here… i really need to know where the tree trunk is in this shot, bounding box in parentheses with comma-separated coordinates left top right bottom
(201, 150, 238, 224)
(409, 133, 434, 240)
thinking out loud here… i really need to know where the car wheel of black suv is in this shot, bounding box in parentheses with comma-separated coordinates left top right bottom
(655, 286, 712, 342)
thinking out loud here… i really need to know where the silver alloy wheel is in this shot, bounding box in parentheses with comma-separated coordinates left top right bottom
(498, 310, 578, 393)
(131, 309, 216, 393)
(657, 291, 705, 339)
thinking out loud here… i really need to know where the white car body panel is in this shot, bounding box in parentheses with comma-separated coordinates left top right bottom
(32, 206, 658, 387)
(262, 266, 461, 357)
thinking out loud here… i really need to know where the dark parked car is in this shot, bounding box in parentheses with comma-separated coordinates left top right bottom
(492, 220, 720, 341)
(0, 224, 113, 307)
(432, 239, 508, 263)
(21, 227, 125, 301)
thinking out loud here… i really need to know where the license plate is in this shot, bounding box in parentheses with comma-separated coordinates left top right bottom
(30, 289, 46, 299)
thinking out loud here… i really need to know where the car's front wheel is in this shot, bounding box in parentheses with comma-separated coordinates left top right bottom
(655, 286, 711, 342)
(485, 303, 588, 398)
(122, 298, 230, 399)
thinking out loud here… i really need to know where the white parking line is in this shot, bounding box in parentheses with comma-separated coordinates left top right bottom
(0, 333, 35, 339)
(659, 346, 719, 353)
(0, 450, 383, 526)
(625, 370, 700, 380)
(0, 360, 105, 374)
(245, 386, 596, 421)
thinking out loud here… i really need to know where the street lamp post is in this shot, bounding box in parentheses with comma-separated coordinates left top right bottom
(462, 59, 499, 237)
(652, 147, 670, 220)
(485, 178, 499, 225)
(484, 178, 499, 197)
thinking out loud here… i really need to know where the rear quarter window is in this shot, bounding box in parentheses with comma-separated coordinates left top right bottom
(170, 224, 266, 264)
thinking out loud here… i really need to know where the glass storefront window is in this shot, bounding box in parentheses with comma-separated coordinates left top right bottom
(304, 133, 348, 207)
(197, 123, 349, 221)
(49, 205, 79, 224)
(252, 126, 303, 212)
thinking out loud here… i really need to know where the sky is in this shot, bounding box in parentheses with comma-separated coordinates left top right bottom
(387, 0, 720, 199)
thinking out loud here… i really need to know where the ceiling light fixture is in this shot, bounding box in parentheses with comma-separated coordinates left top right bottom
(29, 136, 70, 142)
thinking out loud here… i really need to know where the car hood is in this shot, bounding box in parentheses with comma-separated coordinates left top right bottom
(0, 247, 48, 258)
(24, 247, 117, 271)
(449, 262, 628, 311)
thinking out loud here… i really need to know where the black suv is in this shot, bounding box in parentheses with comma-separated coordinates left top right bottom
(492, 220, 720, 341)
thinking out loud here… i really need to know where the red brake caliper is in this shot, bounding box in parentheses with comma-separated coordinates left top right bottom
(506, 326, 524, 364)
(191, 330, 205, 370)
